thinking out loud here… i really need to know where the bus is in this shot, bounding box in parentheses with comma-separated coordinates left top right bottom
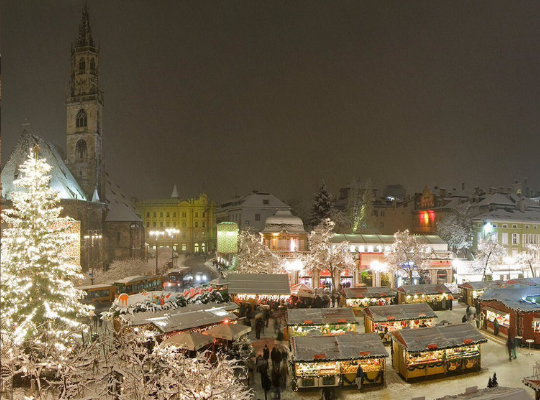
(164, 267, 193, 289)
(113, 275, 164, 295)
(76, 284, 116, 305)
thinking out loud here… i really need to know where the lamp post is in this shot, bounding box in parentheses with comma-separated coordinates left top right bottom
(84, 230, 102, 285)
(149, 230, 165, 275)
(166, 228, 180, 269)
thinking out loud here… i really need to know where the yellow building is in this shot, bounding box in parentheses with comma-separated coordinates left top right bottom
(135, 186, 216, 254)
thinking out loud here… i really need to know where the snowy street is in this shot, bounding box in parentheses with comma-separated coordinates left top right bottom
(249, 301, 540, 400)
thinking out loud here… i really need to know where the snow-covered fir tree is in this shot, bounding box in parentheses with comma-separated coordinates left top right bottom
(357, 180, 377, 233)
(309, 180, 333, 229)
(346, 177, 363, 233)
(0, 150, 92, 350)
(304, 219, 355, 292)
(231, 230, 281, 274)
(474, 237, 506, 281)
(385, 230, 431, 285)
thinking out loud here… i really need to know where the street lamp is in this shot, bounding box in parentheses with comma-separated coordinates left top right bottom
(166, 228, 180, 269)
(84, 230, 102, 285)
(149, 230, 165, 275)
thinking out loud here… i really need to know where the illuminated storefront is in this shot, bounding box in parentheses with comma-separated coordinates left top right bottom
(342, 286, 397, 309)
(364, 303, 438, 344)
(291, 333, 388, 390)
(286, 308, 357, 338)
(459, 280, 505, 306)
(390, 324, 487, 381)
(397, 284, 452, 311)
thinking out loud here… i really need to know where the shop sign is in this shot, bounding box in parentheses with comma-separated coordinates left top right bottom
(303, 320, 313, 325)
(338, 319, 347, 323)
(427, 343, 438, 350)
(463, 339, 473, 344)
(387, 316, 396, 321)
(314, 354, 326, 360)
(359, 351, 371, 357)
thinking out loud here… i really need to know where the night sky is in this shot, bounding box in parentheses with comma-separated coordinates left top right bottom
(3, 1, 540, 204)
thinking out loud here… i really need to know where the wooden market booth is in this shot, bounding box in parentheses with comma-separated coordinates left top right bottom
(397, 284, 452, 310)
(341, 286, 397, 309)
(459, 280, 504, 306)
(286, 308, 357, 339)
(480, 286, 540, 345)
(363, 303, 438, 343)
(227, 273, 291, 308)
(291, 333, 388, 390)
(390, 323, 487, 382)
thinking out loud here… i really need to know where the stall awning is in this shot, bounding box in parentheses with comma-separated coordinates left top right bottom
(292, 333, 388, 362)
(397, 284, 451, 295)
(481, 287, 540, 313)
(343, 286, 397, 299)
(364, 303, 438, 323)
(203, 323, 251, 341)
(391, 323, 487, 352)
(162, 332, 213, 351)
(287, 308, 357, 326)
(227, 273, 291, 295)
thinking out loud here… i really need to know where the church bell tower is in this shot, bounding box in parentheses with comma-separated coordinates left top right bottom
(65, 4, 105, 201)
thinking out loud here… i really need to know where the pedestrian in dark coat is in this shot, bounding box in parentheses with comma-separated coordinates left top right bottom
(493, 318, 499, 336)
(271, 346, 279, 368)
(271, 366, 281, 399)
(355, 364, 364, 390)
(466, 305, 471, 321)
(507, 336, 514, 361)
(255, 320, 262, 339)
(462, 314, 467, 323)
(263, 344, 270, 366)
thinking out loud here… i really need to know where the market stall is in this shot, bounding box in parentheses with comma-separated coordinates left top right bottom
(290, 283, 315, 298)
(397, 284, 452, 310)
(363, 303, 438, 343)
(286, 308, 357, 338)
(291, 333, 388, 390)
(459, 280, 504, 306)
(480, 286, 540, 345)
(341, 286, 397, 309)
(227, 273, 291, 306)
(390, 323, 487, 381)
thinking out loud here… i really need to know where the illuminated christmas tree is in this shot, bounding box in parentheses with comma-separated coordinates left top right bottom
(1, 149, 92, 350)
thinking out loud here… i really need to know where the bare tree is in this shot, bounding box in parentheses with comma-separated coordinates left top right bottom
(436, 206, 473, 257)
(385, 230, 431, 286)
(231, 230, 282, 274)
(474, 238, 506, 281)
(346, 177, 363, 234)
(304, 219, 355, 292)
(514, 243, 540, 278)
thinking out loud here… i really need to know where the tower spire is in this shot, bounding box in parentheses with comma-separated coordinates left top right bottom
(77, 3, 94, 47)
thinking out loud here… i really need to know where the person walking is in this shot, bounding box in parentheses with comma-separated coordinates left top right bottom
(506, 336, 514, 361)
(271, 346, 279, 368)
(493, 318, 500, 336)
(263, 344, 270, 367)
(448, 293, 453, 310)
(510, 336, 517, 359)
(355, 364, 364, 390)
(255, 319, 262, 340)
(271, 365, 282, 399)
(466, 305, 471, 321)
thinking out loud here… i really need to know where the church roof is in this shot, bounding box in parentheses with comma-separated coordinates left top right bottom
(105, 173, 142, 222)
(1, 130, 87, 201)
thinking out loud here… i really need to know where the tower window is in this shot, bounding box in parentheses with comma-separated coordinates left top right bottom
(76, 140, 87, 159)
(76, 109, 87, 128)
(78, 58, 86, 73)
(90, 58, 96, 73)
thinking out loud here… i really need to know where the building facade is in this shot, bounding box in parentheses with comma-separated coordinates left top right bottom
(216, 191, 291, 232)
(135, 188, 217, 254)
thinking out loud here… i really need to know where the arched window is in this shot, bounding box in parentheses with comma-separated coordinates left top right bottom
(90, 58, 96, 73)
(78, 58, 86, 73)
(76, 109, 87, 127)
(76, 140, 87, 159)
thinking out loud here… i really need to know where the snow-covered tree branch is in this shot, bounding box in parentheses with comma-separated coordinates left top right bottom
(384, 230, 431, 285)
(230, 230, 281, 274)
(474, 238, 506, 281)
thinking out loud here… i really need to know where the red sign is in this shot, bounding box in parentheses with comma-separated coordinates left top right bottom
(387, 316, 396, 321)
(463, 339, 473, 345)
(303, 320, 313, 325)
(427, 344, 438, 350)
(314, 354, 326, 360)
(338, 319, 347, 323)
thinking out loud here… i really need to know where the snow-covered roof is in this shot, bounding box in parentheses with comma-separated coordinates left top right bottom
(391, 323, 487, 352)
(436, 386, 533, 400)
(480, 287, 540, 313)
(105, 173, 142, 222)
(218, 191, 290, 211)
(121, 302, 239, 333)
(364, 303, 438, 323)
(262, 210, 306, 234)
(509, 194, 540, 209)
(227, 273, 291, 295)
(459, 281, 505, 291)
(286, 308, 357, 326)
(472, 209, 540, 224)
(343, 286, 396, 299)
(506, 277, 540, 286)
(1, 130, 87, 201)
(476, 193, 516, 208)
(397, 284, 451, 295)
(331, 234, 448, 251)
(292, 333, 388, 362)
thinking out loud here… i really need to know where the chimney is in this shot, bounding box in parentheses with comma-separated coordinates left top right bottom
(462, 182, 465, 190)
(440, 188, 447, 197)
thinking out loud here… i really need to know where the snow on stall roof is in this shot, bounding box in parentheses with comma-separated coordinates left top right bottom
(436, 386, 533, 400)
(343, 286, 396, 299)
(506, 277, 540, 287)
(391, 323, 487, 352)
(397, 284, 451, 295)
(121, 302, 239, 333)
(480, 287, 540, 312)
(459, 281, 505, 291)
(364, 303, 438, 322)
(292, 333, 389, 362)
(286, 308, 357, 326)
(227, 273, 290, 295)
